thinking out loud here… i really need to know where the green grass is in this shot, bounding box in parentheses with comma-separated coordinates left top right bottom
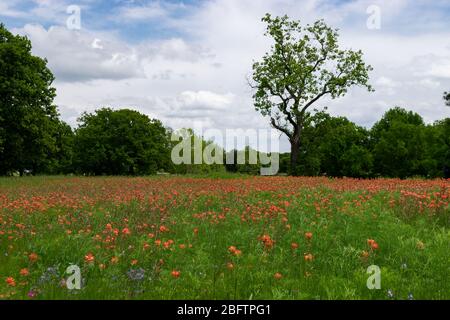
(0, 176, 448, 300)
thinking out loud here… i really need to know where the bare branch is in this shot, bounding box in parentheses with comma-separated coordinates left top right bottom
(246, 76, 258, 90)
(264, 82, 297, 128)
(270, 117, 292, 139)
(300, 88, 331, 115)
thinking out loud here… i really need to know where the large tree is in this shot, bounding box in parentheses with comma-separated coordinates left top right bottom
(73, 108, 171, 175)
(0, 23, 62, 175)
(251, 14, 373, 175)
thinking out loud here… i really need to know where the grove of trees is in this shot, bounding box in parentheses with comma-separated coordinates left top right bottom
(279, 107, 450, 178)
(0, 22, 449, 178)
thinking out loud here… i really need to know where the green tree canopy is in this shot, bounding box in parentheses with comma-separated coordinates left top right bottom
(74, 108, 170, 175)
(370, 107, 428, 178)
(49, 121, 75, 174)
(427, 118, 450, 177)
(297, 111, 372, 177)
(0, 23, 65, 175)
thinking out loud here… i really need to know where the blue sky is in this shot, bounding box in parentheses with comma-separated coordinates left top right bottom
(3, 1, 450, 39)
(1, 0, 450, 151)
(2, 0, 202, 41)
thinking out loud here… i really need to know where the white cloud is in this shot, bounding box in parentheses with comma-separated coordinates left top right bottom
(419, 78, 441, 89)
(428, 58, 450, 78)
(139, 38, 214, 63)
(376, 76, 400, 88)
(116, 2, 166, 21)
(14, 24, 144, 82)
(179, 91, 234, 110)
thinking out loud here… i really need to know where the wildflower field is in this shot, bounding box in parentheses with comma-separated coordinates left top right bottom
(0, 176, 448, 300)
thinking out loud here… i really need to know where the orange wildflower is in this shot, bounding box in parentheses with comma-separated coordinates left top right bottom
(305, 232, 313, 240)
(20, 268, 29, 276)
(28, 253, 38, 263)
(367, 239, 379, 250)
(274, 272, 283, 280)
(5, 277, 16, 287)
(304, 253, 314, 262)
(171, 270, 180, 278)
(111, 256, 119, 264)
(259, 234, 274, 250)
(228, 246, 242, 256)
(84, 253, 95, 264)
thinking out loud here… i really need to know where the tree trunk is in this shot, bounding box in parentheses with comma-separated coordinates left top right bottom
(290, 134, 301, 176)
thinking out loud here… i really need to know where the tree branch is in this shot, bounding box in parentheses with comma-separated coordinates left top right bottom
(299, 67, 343, 115)
(270, 117, 292, 139)
(300, 88, 331, 115)
(264, 82, 297, 128)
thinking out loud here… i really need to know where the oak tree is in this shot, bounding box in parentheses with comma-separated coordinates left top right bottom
(251, 14, 373, 175)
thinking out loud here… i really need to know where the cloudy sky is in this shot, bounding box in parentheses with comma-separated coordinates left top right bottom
(1, 0, 450, 151)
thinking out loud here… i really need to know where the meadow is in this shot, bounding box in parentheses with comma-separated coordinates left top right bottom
(0, 176, 448, 300)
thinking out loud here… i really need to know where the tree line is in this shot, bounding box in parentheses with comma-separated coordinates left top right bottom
(0, 23, 449, 178)
(279, 107, 450, 178)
